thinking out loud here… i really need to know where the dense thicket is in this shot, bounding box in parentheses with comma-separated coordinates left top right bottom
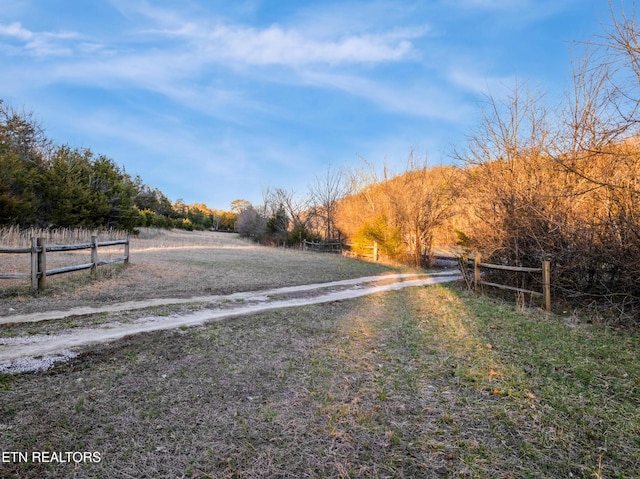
(453, 88, 640, 321)
(0, 101, 236, 232)
(450, 5, 640, 321)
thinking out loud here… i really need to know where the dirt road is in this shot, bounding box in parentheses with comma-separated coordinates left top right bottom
(0, 271, 461, 373)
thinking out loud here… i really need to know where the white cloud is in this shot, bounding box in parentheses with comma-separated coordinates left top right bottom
(0, 21, 79, 56)
(16, 4, 431, 121)
(0, 2, 475, 132)
(0, 21, 32, 40)
(153, 20, 419, 67)
(113, 0, 427, 67)
(212, 24, 414, 65)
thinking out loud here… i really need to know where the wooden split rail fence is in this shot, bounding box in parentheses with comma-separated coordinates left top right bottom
(0, 236, 129, 291)
(459, 254, 551, 312)
(303, 240, 343, 254)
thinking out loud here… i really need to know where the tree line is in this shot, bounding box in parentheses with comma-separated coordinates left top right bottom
(0, 102, 237, 232)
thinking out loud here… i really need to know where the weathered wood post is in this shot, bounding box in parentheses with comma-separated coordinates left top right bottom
(30, 237, 38, 290)
(459, 254, 472, 290)
(124, 236, 130, 264)
(542, 260, 551, 312)
(37, 237, 46, 290)
(474, 254, 481, 294)
(91, 236, 99, 273)
(373, 241, 379, 262)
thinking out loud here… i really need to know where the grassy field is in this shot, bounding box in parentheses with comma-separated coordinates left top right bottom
(0, 229, 398, 316)
(1, 231, 639, 478)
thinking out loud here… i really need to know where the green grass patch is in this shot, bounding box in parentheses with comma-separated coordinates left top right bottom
(427, 285, 640, 478)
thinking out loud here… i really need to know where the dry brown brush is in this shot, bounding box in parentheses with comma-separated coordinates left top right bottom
(453, 69, 640, 322)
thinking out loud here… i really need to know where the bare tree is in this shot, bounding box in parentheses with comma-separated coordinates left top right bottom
(453, 81, 554, 263)
(387, 157, 458, 266)
(309, 166, 347, 241)
(262, 187, 310, 231)
(236, 205, 266, 239)
(600, 0, 640, 128)
(451, 19, 640, 320)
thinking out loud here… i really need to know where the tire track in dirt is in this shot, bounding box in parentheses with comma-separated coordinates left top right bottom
(0, 271, 461, 373)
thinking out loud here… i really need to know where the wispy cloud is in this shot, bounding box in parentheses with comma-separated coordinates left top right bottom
(0, 21, 79, 56)
(108, 0, 430, 67)
(0, 21, 32, 40)
(0, 2, 497, 129)
(297, 69, 470, 121)
(4, 3, 437, 123)
(142, 10, 427, 68)
(197, 23, 416, 66)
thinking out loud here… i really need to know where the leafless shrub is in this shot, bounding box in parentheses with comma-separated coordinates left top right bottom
(452, 4, 640, 323)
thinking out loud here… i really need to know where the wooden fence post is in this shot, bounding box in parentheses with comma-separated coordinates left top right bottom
(124, 236, 130, 264)
(458, 254, 472, 290)
(373, 241, 379, 262)
(37, 237, 46, 290)
(542, 260, 551, 312)
(474, 254, 481, 294)
(91, 236, 98, 273)
(30, 237, 38, 290)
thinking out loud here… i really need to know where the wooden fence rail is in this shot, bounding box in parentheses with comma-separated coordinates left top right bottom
(303, 240, 343, 254)
(0, 236, 129, 290)
(468, 254, 551, 312)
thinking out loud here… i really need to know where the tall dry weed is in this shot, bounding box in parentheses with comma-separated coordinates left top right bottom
(0, 226, 127, 247)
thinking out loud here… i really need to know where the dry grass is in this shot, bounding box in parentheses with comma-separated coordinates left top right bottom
(0, 226, 128, 247)
(1, 229, 399, 316)
(1, 229, 638, 478)
(1, 284, 638, 478)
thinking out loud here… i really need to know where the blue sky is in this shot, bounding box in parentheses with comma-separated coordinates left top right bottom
(0, 0, 619, 210)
